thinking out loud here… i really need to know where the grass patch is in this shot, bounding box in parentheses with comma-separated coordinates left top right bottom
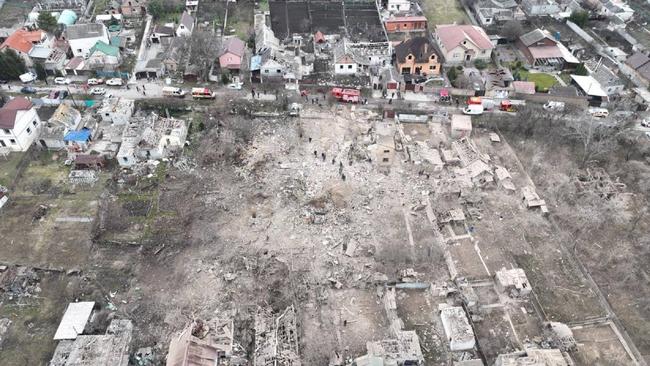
(259, 0, 269, 12)
(421, 0, 469, 26)
(0, 153, 24, 187)
(517, 70, 558, 92)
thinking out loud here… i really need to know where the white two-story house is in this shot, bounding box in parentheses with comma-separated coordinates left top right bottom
(0, 97, 41, 152)
(434, 24, 494, 65)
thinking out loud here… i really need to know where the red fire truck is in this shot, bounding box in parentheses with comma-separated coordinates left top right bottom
(331, 87, 360, 103)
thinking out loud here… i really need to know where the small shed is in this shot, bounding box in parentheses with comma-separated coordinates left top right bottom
(450, 114, 472, 139)
(74, 154, 105, 170)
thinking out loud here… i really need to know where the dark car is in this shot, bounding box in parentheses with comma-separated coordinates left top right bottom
(0, 80, 8, 84)
(20, 86, 36, 94)
(59, 90, 69, 99)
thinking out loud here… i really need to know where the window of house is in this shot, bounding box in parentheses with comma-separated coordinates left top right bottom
(407, 55, 412, 60)
(0, 140, 5, 147)
(10, 139, 16, 144)
(2, 129, 9, 134)
(382, 157, 389, 162)
(26, 127, 31, 134)
(429, 65, 434, 70)
(32, 120, 37, 126)
(264, 70, 269, 73)
(123, 157, 128, 162)
(383, 149, 390, 153)
(348, 65, 352, 69)
(339, 65, 344, 69)
(77, 49, 82, 53)
(453, 53, 459, 58)
(276, 69, 281, 73)
(481, 50, 486, 54)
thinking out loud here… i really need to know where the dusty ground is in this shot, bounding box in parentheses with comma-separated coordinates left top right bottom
(0, 102, 647, 366)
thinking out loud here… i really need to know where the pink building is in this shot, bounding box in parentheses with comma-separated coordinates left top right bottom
(218, 37, 245, 72)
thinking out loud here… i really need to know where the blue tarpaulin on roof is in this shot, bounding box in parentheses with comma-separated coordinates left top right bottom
(64, 128, 91, 142)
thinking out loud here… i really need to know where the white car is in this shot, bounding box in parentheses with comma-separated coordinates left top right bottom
(90, 87, 106, 95)
(106, 78, 124, 86)
(87, 78, 104, 85)
(54, 77, 71, 85)
(227, 81, 243, 90)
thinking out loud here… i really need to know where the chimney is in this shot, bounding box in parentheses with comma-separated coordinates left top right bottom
(424, 42, 428, 54)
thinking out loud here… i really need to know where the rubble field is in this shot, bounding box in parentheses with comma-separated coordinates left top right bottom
(0, 102, 645, 365)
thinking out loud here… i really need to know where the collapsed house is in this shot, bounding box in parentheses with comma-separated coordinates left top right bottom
(439, 305, 476, 352)
(521, 186, 549, 214)
(166, 317, 247, 366)
(356, 288, 424, 365)
(38, 104, 82, 150)
(50, 318, 133, 366)
(98, 96, 135, 125)
(116, 113, 188, 167)
(254, 306, 301, 366)
(494, 267, 532, 298)
(494, 347, 574, 366)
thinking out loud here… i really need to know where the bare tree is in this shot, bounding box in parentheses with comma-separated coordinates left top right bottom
(564, 117, 618, 167)
(189, 29, 221, 81)
(501, 20, 524, 42)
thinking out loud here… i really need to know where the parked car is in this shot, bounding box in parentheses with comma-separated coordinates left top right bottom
(19, 72, 37, 83)
(588, 107, 609, 118)
(462, 104, 484, 115)
(641, 119, 650, 128)
(543, 101, 565, 112)
(54, 77, 71, 85)
(227, 81, 243, 90)
(20, 86, 36, 94)
(90, 87, 107, 95)
(87, 78, 104, 85)
(106, 78, 123, 86)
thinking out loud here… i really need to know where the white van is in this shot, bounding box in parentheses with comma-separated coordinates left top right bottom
(462, 104, 484, 115)
(19, 72, 37, 83)
(162, 86, 186, 97)
(588, 107, 609, 118)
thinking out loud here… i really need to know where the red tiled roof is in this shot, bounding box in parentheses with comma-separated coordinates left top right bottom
(528, 46, 563, 60)
(0, 29, 44, 54)
(436, 24, 493, 51)
(0, 97, 33, 129)
(222, 37, 245, 57)
(385, 16, 428, 23)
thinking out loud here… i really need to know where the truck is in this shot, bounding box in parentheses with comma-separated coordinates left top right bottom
(19, 72, 37, 83)
(191, 88, 216, 99)
(331, 87, 360, 103)
(467, 96, 495, 110)
(162, 86, 186, 98)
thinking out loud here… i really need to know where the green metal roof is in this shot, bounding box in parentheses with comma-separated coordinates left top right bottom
(89, 40, 119, 57)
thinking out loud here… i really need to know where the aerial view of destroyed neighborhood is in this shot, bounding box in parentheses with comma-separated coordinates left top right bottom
(1, 0, 650, 365)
